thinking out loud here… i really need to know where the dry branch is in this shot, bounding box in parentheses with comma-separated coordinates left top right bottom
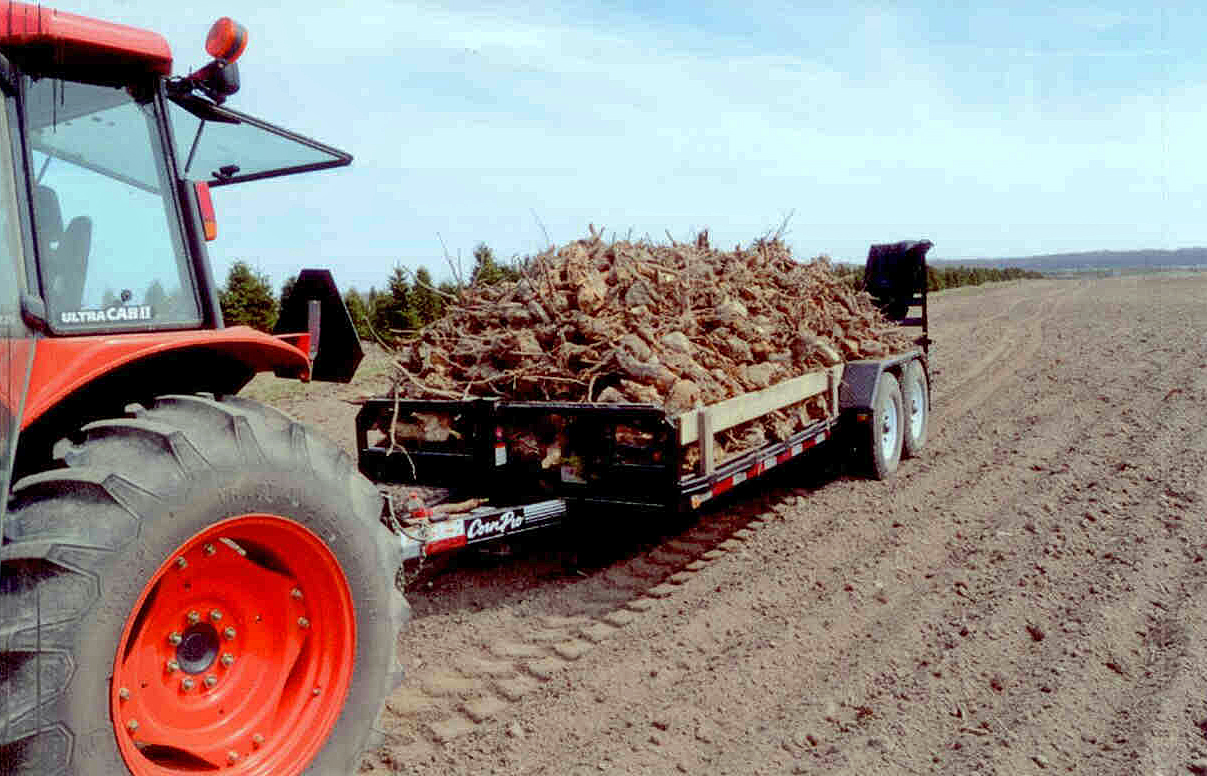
(389, 230, 915, 460)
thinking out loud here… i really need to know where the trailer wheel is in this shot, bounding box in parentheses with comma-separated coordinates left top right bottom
(900, 360, 929, 458)
(865, 372, 904, 479)
(0, 395, 408, 776)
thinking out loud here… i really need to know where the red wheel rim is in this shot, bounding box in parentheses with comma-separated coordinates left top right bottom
(111, 515, 356, 776)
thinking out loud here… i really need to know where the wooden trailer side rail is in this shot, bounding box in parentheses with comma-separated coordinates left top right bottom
(674, 365, 843, 476)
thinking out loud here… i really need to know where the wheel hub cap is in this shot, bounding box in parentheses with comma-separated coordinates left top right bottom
(176, 624, 219, 674)
(880, 400, 899, 460)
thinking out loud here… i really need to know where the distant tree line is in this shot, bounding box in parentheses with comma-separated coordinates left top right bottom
(833, 263, 1043, 293)
(923, 265, 1043, 290)
(218, 242, 521, 342)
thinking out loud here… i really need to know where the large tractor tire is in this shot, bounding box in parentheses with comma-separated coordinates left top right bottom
(0, 394, 408, 776)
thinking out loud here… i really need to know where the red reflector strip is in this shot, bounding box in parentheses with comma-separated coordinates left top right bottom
(707, 431, 829, 497)
(424, 535, 467, 556)
(693, 429, 831, 509)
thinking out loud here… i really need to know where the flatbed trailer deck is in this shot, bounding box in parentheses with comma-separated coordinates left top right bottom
(358, 239, 934, 562)
(357, 350, 929, 562)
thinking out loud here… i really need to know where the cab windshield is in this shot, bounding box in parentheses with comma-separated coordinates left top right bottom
(24, 77, 200, 330)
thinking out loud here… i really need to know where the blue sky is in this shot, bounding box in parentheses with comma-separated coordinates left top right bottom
(54, 1, 1201, 295)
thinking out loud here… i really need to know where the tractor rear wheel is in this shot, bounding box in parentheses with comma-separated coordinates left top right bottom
(0, 394, 408, 775)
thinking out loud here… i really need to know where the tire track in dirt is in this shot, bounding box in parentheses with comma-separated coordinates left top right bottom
(933, 280, 1082, 421)
(364, 276, 1207, 775)
(364, 494, 784, 770)
(917, 286, 1207, 775)
(360, 277, 1081, 769)
(362, 281, 1080, 773)
(678, 276, 1207, 775)
(612, 280, 1119, 774)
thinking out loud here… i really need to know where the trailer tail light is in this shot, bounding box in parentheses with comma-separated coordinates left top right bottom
(494, 427, 507, 466)
(405, 491, 432, 520)
(205, 17, 248, 63)
(193, 181, 217, 241)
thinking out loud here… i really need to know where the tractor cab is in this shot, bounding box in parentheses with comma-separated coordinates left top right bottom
(0, 5, 357, 508)
(13, 18, 349, 337)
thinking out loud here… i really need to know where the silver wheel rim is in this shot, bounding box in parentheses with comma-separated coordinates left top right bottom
(907, 376, 926, 439)
(880, 397, 899, 461)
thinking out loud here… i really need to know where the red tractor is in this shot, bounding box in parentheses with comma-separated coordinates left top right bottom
(0, 6, 407, 774)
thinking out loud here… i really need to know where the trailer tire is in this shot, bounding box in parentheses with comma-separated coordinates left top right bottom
(865, 373, 904, 480)
(0, 394, 408, 776)
(900, 360, 929, 458)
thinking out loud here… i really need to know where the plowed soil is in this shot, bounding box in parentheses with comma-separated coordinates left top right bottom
(249, 273, 1207, 775)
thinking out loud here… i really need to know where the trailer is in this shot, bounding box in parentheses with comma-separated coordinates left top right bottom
(356, 242, 934, 563)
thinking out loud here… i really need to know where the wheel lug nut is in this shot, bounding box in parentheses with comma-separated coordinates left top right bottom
(312, 687, 321, 696)
(168, 631, 182, 646)
(187, 610, 200, 624)
(181, 678, 195, 691)
(221, 653, 235, 668)
(175, 556, 187, 569)
(204, 674, 218, 688)
(252, 733, 264, 747)
(127, 719, 139, 732)
(166, 659, 180, 673)
(209, 609, 223, 622)
(204, 543, 216, 556)
(290, 587, 303, 600)
(297, 617, 310, 629)
(118, 687, 130, 701)
(224, 627, 236, 640)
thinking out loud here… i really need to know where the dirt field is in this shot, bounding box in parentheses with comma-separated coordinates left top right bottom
(249, 272, 1207, 775)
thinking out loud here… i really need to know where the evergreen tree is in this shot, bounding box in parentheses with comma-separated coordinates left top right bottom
(365, 266, 418, 343)
(926, 266, 944, 292)
(219, 261, 277, 332)
(144, 280, 167, 312)
(279, 274, 297, 313)
(470, 243, 520, 286)
(411, 266, 443, 324)
(344, 289, 371, 341)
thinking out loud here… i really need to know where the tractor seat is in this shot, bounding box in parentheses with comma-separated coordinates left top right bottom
(33, 185, 92, 312)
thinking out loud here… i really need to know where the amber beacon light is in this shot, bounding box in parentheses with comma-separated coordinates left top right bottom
(205, 17, 248, 63)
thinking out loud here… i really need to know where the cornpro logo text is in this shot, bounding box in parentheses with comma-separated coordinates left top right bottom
(466, 510, 524, 540)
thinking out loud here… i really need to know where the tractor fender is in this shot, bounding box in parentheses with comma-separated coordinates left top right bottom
(21, 326, 308, 430)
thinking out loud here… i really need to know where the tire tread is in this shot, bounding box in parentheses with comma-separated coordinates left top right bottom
(0, 394, 406, 775)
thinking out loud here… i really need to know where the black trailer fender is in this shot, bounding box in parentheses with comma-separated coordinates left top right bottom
(838, 352, 928, 413)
